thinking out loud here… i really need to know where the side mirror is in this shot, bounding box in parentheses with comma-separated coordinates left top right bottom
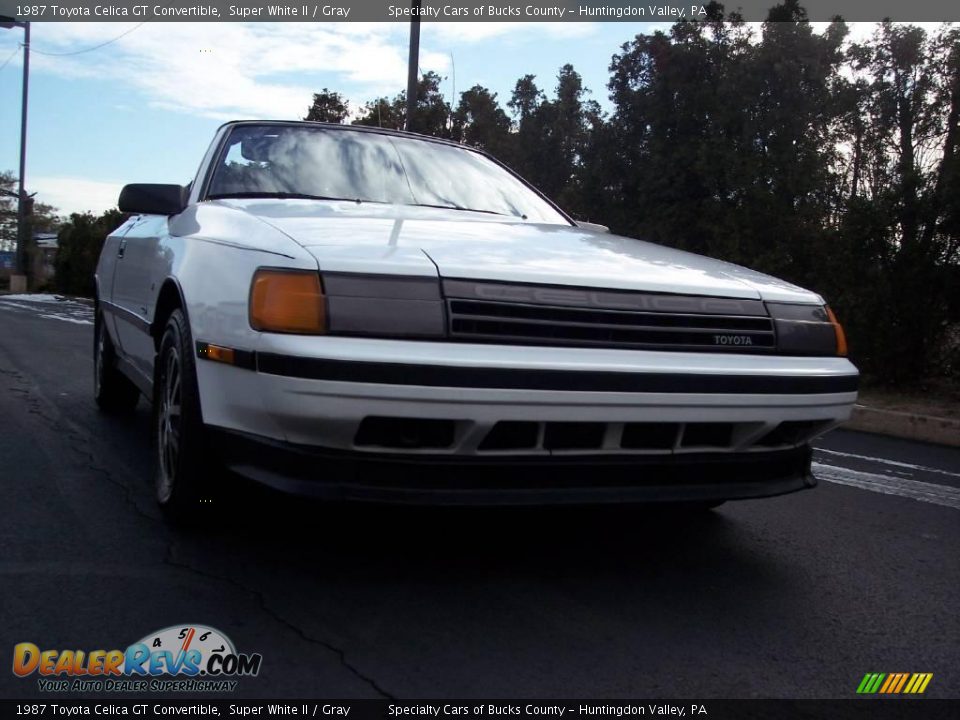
(575, 220, 610, 234)
(118, 184, 187, 215)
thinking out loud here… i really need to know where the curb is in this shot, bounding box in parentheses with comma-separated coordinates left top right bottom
(846, 405, 960, 447)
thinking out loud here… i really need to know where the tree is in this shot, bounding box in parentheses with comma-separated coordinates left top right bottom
(605, 6, 758, 255)
(837, 21, 960, 381)
(54, 209, 125, 297)
(451, 85, 511, 156)
(2, 171, 61, 288)
(738, 3, 847, 278)
(1, 171, 60, 253)
(410, 71, 453, 137)
(352, 96, 404, 130)
(507, 74, 543, 121)
(550, 64, 603, 212)
(1, 171, 21, 253)
(353, 72, 451, 137)
(500, 66, 599, 206)
(304, 89, 350, 123)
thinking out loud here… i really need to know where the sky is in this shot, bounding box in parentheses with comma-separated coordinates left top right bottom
(0, 19, 920, 217)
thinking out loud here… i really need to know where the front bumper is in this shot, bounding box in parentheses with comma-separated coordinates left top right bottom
(195, 335, 854, 503)
(196, 336, 858, 452)
(210, 427, 816, 505)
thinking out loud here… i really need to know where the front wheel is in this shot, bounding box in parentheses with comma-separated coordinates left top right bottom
(154, 308, 218, 522)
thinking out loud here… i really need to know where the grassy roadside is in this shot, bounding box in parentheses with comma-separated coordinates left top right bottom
(857, 385, 960, 420)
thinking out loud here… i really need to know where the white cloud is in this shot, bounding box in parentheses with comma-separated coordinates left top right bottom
(32, 176, 123, 216)
(25, 21, 598, 122)
(809, 21, 949, 45)
(28, 22, 443, 119)
(427, 21, 597, 43)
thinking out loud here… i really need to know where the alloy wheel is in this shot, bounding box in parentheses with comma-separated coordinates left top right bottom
(156, 346, 183, 502)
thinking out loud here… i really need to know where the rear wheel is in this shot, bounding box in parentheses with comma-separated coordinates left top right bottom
(94, 310, 140, 413)
(154, 308, 218, 522)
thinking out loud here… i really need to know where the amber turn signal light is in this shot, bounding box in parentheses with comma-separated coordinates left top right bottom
(250, 269, 327, 334)
(205, 344, 235, 365)
(825, 306, 848, 357)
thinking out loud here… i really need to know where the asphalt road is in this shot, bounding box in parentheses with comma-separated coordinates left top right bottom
(1, 295, 958, 700)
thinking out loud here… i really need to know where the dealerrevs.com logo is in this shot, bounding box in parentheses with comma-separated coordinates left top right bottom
(12, 625, 262, 693)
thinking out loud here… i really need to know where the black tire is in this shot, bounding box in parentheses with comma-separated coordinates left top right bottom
(154, 308, 218, 522)
(94, 310, 140, 413)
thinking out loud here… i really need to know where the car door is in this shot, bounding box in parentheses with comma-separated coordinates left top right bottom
(110, 214, 170, 383)
(98, 218, 137, 353)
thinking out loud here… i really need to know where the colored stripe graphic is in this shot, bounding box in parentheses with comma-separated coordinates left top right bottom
(857, 673, 886, 694)
(904, 673, 934, 694)
(893, 673, 910, 693)
(859, 672, 933, 694)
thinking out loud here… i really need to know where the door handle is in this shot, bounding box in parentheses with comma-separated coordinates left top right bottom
(118, 238, 127, 259)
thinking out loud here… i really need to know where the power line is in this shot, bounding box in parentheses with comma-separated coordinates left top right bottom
(0, 44, 19, 71)
(30, 23, 144, 57)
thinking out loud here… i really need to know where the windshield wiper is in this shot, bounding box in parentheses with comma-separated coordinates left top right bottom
(208, 193, 526, 218)
(208, 191, 373, 203)
(408, 203, 526, 219)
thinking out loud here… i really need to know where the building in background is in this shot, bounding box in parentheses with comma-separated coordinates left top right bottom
(32, 232, 57, 285)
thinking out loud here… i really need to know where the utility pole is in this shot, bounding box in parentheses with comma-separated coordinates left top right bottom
(405, 0, 420, 133)
(17, 21, 30, 284)
(1, 16, 30, 288)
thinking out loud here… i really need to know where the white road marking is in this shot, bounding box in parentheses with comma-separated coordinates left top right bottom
(0, 297, 93, 325)
(814, 462, 960, 509)
(0, 293, 68, 303)
(36, 313, 93, 326)
(817, 448, 960, 479)
(0, 300, 47, 312)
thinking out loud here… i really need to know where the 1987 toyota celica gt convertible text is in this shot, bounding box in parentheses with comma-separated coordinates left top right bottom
(94, 121, 859, 520)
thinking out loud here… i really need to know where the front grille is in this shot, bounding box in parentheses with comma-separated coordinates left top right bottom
(472, 420, 828, 454)
(349, 417, 833, 456)
(445, 283, 775, 352)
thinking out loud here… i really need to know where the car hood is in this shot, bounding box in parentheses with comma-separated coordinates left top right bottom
(217, 199, 821, 303)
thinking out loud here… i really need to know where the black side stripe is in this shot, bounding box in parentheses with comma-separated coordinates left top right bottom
(195, 343, 858, 394)
(100, 299, 151, 334)
(254, 352, 858, 395)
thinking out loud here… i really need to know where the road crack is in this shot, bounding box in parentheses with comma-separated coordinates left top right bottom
(163, 544, 396, 700)
(0, 362, 162, 525)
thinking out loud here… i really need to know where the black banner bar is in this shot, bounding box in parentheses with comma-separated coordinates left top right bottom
(0, 0, 959, 23)
(1, 700, 959, 720)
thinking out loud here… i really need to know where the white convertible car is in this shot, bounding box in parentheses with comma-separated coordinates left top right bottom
(95, 120, 858, 519)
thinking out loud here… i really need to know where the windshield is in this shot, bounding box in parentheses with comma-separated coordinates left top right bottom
(206, 124, 570, 224)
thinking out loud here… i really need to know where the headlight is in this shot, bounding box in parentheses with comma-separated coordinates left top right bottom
(249, 269, 327, 334)
(321, 272, 446, 338)
(767, 302, 848, 357)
